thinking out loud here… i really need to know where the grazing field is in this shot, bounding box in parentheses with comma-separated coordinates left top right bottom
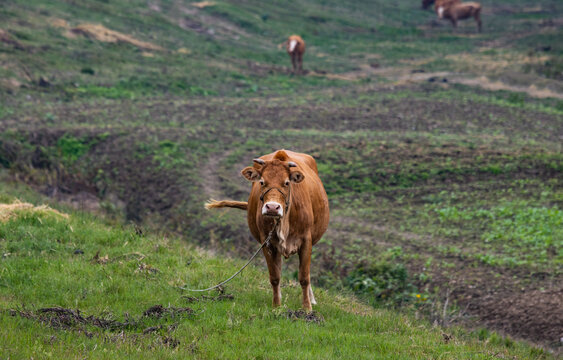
(1, 0, 562, 357)
(0, 184, 552, 359)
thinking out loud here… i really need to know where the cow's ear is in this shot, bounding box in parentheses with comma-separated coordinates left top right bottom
(289, 170, 305, 183)
(241, 167, 261, 182)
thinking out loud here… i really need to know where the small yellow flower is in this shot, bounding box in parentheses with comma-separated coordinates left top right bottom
(416, 294, 421, 298)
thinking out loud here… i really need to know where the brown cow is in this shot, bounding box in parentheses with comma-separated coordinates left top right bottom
(422, 0, 460, 11)
(206, 150, 330, 311)
(434, 0, 461, 13)
(437, 1, 482, 32)
(286, 35, 306, 74)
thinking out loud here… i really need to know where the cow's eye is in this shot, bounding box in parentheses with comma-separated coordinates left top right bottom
(259, 179, 265, 186)
(284, 180, 290, 187)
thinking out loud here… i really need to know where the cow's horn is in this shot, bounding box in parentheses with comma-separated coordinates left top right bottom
(288, 161, 297, 167)
(253, 159, 265, 165)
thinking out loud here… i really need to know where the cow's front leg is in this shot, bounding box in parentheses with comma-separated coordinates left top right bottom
(262, 246, 282, 307)
(298, 235, 313, 311)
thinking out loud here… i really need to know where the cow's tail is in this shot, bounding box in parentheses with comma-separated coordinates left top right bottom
(205, 199, 248, 211)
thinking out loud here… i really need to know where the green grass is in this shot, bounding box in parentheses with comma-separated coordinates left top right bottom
(0, 184, 551, 359)
(1, 0, 562, 352)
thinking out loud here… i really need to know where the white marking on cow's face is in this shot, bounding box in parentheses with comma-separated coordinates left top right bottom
(289, 39, 297, 52)
(262, 201, 283, 217)
(438, 6, 444, 18)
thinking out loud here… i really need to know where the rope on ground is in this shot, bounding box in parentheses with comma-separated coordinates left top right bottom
(178, 219, 278, 292)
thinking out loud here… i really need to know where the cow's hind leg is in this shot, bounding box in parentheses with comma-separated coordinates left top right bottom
(297, 52, 303, 74)
(263, 246, 282, 307)
(298, 235, 313, 311)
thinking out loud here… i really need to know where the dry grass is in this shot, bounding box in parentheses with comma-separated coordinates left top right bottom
(0, 200, 69, 223)
(191, 1, 216, 8)
(50, 19, 164, 51)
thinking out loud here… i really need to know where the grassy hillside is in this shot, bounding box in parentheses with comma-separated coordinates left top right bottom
(1, 0, 562, 354)
(0, 183, 552, 359)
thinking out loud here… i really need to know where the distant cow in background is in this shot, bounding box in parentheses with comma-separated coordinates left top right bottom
(422, 0, 460, 11)
(285, 35, 306, 74)
(437, 1, 482, 32)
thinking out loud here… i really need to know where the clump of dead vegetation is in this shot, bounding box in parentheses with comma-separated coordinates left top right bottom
(51, 19, 164, 51)
(0, 200, 69, 223)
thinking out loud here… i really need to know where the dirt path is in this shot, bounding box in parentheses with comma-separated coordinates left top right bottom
(317, 66, 563, 99)
(201, 152, 229, 200)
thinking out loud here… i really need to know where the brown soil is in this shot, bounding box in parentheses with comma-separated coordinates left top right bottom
(8, 304, 193, 348)
(325, 211, 562, 351)
(469, 288, 562, 347)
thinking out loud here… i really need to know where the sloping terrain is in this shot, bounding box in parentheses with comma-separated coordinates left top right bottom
(0, 185, 552, 359)
(1, 0, 562, 354)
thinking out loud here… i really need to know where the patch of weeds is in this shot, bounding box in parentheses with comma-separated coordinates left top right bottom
(153, 140, 185, 169)
(431, 201, 562, 266)
(57, 134, 91, 164)
(345, 259, 418, 306)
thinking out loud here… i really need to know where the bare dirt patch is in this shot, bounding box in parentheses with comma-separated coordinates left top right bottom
(454, 76, 563, 99)
(8, 304, 194, 346)
(470, 288, 563, 347)
(306, 61, 563, 99)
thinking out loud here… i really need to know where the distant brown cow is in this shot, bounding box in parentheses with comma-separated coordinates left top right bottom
(286, 35, 306, 74)
(422, 0, 460, 11)
(206, 150, 330, 311)
(437, 1, 482, 32)
(434, 0, 461, 12)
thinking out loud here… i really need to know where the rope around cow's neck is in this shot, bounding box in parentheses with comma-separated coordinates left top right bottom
(179, 218, 279, 292)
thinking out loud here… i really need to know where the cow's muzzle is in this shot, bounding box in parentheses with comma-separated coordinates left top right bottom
(259, 187, 289, 217)
(262, 202, 283, 217)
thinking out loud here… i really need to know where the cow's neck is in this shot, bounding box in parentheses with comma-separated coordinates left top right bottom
(276, 209, 291, 245)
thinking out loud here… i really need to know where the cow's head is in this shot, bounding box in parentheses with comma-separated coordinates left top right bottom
(241, 151, 304, 218)
(422, 0, 435, 9)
